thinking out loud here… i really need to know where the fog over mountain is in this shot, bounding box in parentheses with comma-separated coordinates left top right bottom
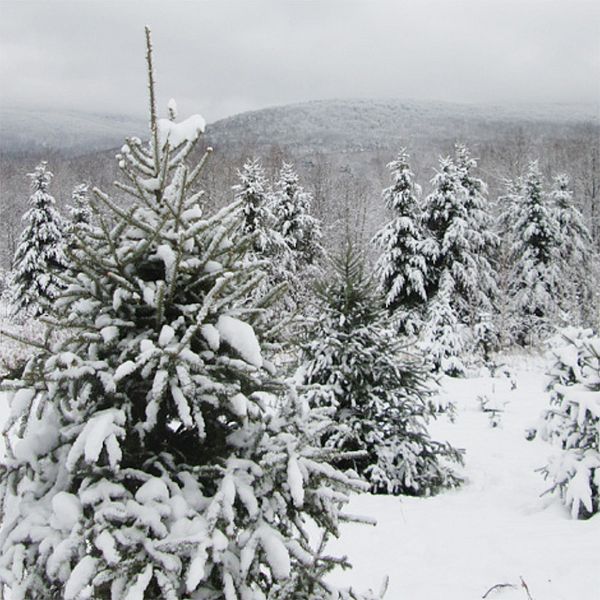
(1, 98, 598, 157)
(0, 108, 147, 156)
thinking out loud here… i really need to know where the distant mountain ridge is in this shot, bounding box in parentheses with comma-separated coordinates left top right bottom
(0, 107, 147, 156)
(206, 98, 599, 154)
(1, 99, 598, 157)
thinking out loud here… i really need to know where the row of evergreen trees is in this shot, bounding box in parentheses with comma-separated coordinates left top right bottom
(373, 146, 596, 374)
(4, 154, 325, 321)
(7, 141, 596, 368)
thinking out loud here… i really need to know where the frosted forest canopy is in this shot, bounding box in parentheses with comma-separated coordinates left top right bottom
(1, 99, 598, 273)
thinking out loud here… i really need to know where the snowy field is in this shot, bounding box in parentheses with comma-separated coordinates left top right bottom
(327, 354, 600, 600)
(0, 352, 598, 599)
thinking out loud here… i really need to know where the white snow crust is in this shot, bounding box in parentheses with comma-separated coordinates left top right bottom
(157, 114, 206, 149)
(50, 492, 82, 531)
(325, 355, 600, 600)
(216, 315, 263, 367)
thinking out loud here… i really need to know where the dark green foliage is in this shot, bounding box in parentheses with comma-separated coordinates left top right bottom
(301, 246, 463, 496)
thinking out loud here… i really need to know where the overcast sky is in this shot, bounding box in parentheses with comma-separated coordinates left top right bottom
(1, 0, 599, 123)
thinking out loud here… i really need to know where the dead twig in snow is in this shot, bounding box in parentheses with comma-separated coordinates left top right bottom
(482, 583, 517, 598)
(520, 576, 534, 600)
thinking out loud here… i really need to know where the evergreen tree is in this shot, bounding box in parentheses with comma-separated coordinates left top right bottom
(271, 163, 323, 272)
(418, 156, 467, 370)
(507, 160, 562, 345)
(300, 246, 463, 496)
(232, 159, 297, 323)
(419, 147, 499, 367)
(496, 176, 523, 346)
(549, 174, 596, 326)
(452, 145, 499, 317)
(0, 30, 378, 600)
(65, 183, 93, 240)
(537, 329, 600, 519)
(9, 161, 67, 317)
(419, 271, 466, 376)
(372, 150, 434, 336)
(233, 159, 277, 255)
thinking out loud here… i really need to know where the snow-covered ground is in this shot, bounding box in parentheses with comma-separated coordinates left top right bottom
(0, 353, 598, 599)
(328, 355, 600, 600)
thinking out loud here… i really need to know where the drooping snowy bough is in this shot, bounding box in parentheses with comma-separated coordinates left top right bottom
(0, 30, 382, 600)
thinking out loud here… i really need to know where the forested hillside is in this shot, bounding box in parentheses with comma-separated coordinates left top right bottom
(1, 98, 599, 270)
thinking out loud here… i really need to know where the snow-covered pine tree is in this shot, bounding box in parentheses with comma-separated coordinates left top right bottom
(300, 245, 463, 496)
(0, 30, 380, 600)
(549, 174, 597, 326)
(232, 158, 292, 308)
(372, 150, 434, 337)
(507, 160, 562, 345)
(65, 183, 93, 240)
(271, 162, 323, 272)
(233, 159, 276, 254)
(420, 152, 496, 372)
(419, 271, 466, 376)
(452, 144, 499, 339)
(495, 176, 523, 347)
(424, 147, 499, 323)
(537, 328, 600, 518)
(9, 161, 67, 317)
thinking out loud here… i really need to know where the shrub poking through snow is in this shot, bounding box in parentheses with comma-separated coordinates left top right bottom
(300, 245, 463, 496)
(0, 30, 382, 600)
(538, 328, 600, 518)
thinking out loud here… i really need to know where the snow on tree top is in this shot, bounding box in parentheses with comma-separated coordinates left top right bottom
(157, 114, 206, 149)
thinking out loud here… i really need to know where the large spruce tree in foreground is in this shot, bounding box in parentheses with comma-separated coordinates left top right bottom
(0, 30, 380, 600)
(300, 246, 463, 496)
(9, 161, 66, 317)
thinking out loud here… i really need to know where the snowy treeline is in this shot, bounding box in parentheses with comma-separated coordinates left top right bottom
(5, 142, 596, 356)
(2, 105, 599, 273)
(372, 146, 597, 372)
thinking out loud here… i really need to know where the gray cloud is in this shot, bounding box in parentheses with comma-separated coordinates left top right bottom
(1, 0, 598, 122)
